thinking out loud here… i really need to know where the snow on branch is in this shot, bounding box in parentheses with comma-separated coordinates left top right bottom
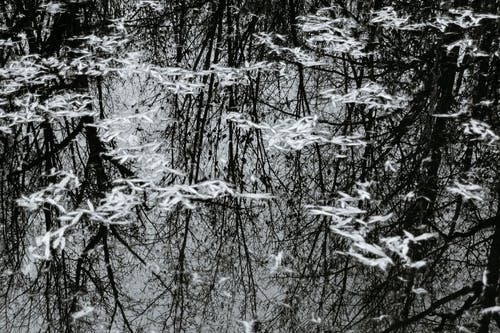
(369, 6, 499, 32)
(321, 82, 407, 112)
(463, 119, 499, 144)
(307, 183, 436, 271)
(23, 174, 271, 261)
(17, 169, 81, 213)
(135, 0, 164, 12)
(434, 9, 499, 31)
(446, 181, 484, 202)
(297, 15, 367, 56)
(139, 179, 271, 210)
(369, 7, 410, 29)
(254, 33, 325, 66)
(16, 170, 83, 260)
(225, 113, 365, 152)
(41, 2, 66, 14)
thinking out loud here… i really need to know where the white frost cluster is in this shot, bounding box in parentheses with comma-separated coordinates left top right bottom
(17, 170, 81, 212)
(298, 15, 366, 56)
(308, 184, 435, 271)
(322, 82, 407, 111)
(370, 7, 409, 29)
(254, 33, 325, 67)
(225, 113, 365, 151)
(369, 6, 499, 32)
(42, 2, 65, 14)
(446, 181, 484, 202)
(463, 119, 499, 144)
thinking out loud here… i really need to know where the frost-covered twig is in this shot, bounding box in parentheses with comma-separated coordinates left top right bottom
(463, 119, 499, 144)
(321, 82, 407, 111)
(446, 181, 484, 202)
(225, 113, 365, 151)
(307, 185, 435, 271)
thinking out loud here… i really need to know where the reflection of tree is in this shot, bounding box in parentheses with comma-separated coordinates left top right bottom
(0, 0, 499, 332)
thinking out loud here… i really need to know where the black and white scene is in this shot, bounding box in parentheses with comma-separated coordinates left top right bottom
(0, 0, 499, 332)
